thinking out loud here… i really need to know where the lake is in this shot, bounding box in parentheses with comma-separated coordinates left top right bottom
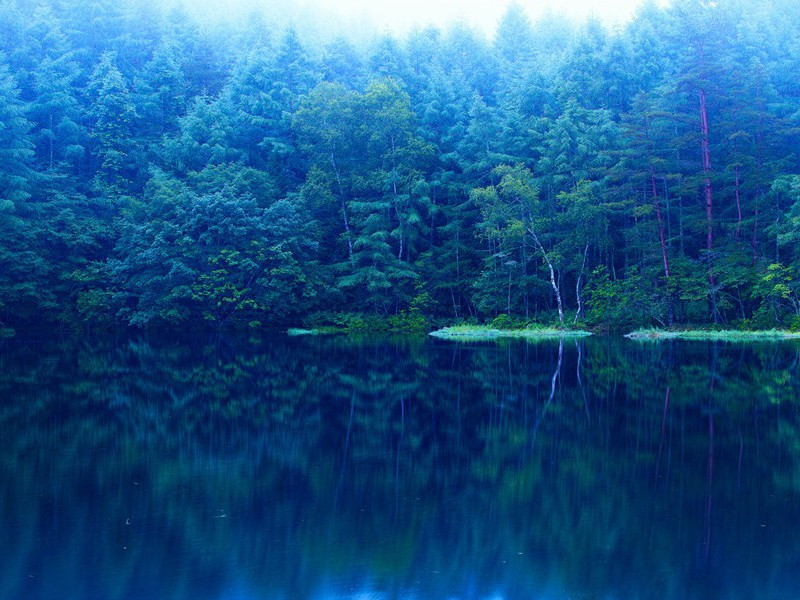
(1, 333, 799, 599)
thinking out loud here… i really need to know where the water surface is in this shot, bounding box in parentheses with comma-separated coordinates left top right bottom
(1, 334, 799, 599)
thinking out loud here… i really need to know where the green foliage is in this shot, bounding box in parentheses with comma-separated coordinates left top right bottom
(190, 248, 266, 325)
(585, 266, 666, 329)
(386, 308, 427, 333)
(753, 263, 800, 327)
(87, 52, 139, 197)
(489, 313, 527, 330)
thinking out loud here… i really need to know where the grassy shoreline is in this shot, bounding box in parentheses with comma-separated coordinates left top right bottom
(625, 328, 800, 341)
(429, 325, 592, 340)
(286, 327, 346, 336)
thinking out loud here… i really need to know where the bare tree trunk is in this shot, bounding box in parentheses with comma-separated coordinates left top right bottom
(522, 239, 529, 320)
(529, 228, 564, 324)
(574, 243, 589, 324)
(507, 268, 512, 315)
(331, 153, 353, 262)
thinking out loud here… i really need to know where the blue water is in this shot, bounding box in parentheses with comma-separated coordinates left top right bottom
(1, 334, 799, 599)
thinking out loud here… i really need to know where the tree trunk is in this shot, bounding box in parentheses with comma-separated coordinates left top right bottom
(651, 168, 674, 325)
(529, 228, 563, 324)
(507, 268, 512, 315)
(699, 73, 719, 323)
(651, 168, 670, 279)
(753, 91, 765, 263)
(733, 136, 742, 241)
(49, 113, 54, 169)
(574, 243, 589, 324)
(330, 154, 353, 262)
(700, 87, 713, 263)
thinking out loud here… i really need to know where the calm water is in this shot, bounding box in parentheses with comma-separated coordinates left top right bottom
(1, 334, 799, 600)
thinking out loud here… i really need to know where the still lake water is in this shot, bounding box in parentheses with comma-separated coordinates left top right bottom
(1, 333, 799, 600)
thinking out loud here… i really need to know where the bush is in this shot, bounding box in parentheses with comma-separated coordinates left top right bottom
(388, 308, 428, 333)
(489, 313, 515, 330)
(585, 266, 665, 330)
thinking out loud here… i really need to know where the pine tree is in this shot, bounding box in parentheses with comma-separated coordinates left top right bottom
(0, 57, 44, 325)
(87, 52, 138, 199)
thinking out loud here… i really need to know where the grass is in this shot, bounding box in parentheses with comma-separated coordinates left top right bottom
(429, 325, 592, 340)
(286, 327, 345, 336)
(625, 328, 800, 341)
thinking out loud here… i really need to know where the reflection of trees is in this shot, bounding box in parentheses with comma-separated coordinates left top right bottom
(0, 336, 799, 598)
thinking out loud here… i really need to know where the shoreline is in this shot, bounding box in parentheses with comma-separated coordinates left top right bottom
(625, 329, 800, 341)
(428, 326, 593, 340)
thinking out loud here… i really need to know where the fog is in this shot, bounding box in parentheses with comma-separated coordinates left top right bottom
(181, 0, 668, 39)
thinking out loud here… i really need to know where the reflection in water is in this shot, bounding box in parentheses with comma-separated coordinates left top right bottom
(1, 334, 799, 599)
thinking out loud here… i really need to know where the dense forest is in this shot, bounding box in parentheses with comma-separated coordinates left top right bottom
(2, 0, 800, 334)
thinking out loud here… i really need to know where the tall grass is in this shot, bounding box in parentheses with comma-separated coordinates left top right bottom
(429, 325, 592, 340)
(626, 328, 800, 341)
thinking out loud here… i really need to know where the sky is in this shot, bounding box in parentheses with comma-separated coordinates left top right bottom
(186, 0, 670, 38)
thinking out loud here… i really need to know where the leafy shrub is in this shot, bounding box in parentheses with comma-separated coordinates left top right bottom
(489, 313, 515, 329)
(585, 266, 666, 329)
(388, 308, 428, 333)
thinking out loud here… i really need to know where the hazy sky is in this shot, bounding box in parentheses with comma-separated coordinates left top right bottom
(188, 0, 670, 38)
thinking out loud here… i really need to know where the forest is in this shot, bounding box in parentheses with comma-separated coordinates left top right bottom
(2, 0, 800, 334)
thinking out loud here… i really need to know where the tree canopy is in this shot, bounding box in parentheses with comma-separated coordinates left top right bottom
(2, 0, 800, 332)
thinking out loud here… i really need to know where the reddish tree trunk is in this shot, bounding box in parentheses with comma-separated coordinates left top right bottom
(651, 168, 671, 279)
(651, 167, 675, 325)
(645, 116, 673, 324)
(699, 60, 719, 322)
(700, 87, 713, 261)
(753, 113, 764, 263)
(735, 165, 742, 241)
(732, 135, 742, 241)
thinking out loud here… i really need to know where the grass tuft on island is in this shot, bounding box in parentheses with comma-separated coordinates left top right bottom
(625, 328, 800, 342)
(429, 325, 592, 341)
(287, 327, 345, 336)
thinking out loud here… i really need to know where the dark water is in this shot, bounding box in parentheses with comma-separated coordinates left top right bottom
(1, 334, 799, 600)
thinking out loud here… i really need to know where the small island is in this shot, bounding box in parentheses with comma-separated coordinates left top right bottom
(287, 327, 345, 336)
(429, 325, 592, 340)
(625, 328, 800, 341)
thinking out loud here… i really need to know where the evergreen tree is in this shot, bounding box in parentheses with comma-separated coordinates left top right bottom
(0, 58, 43, 326)
(87, 52, 139, 199)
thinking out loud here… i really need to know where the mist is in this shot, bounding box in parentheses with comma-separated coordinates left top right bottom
(179, 0, 664, 42)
